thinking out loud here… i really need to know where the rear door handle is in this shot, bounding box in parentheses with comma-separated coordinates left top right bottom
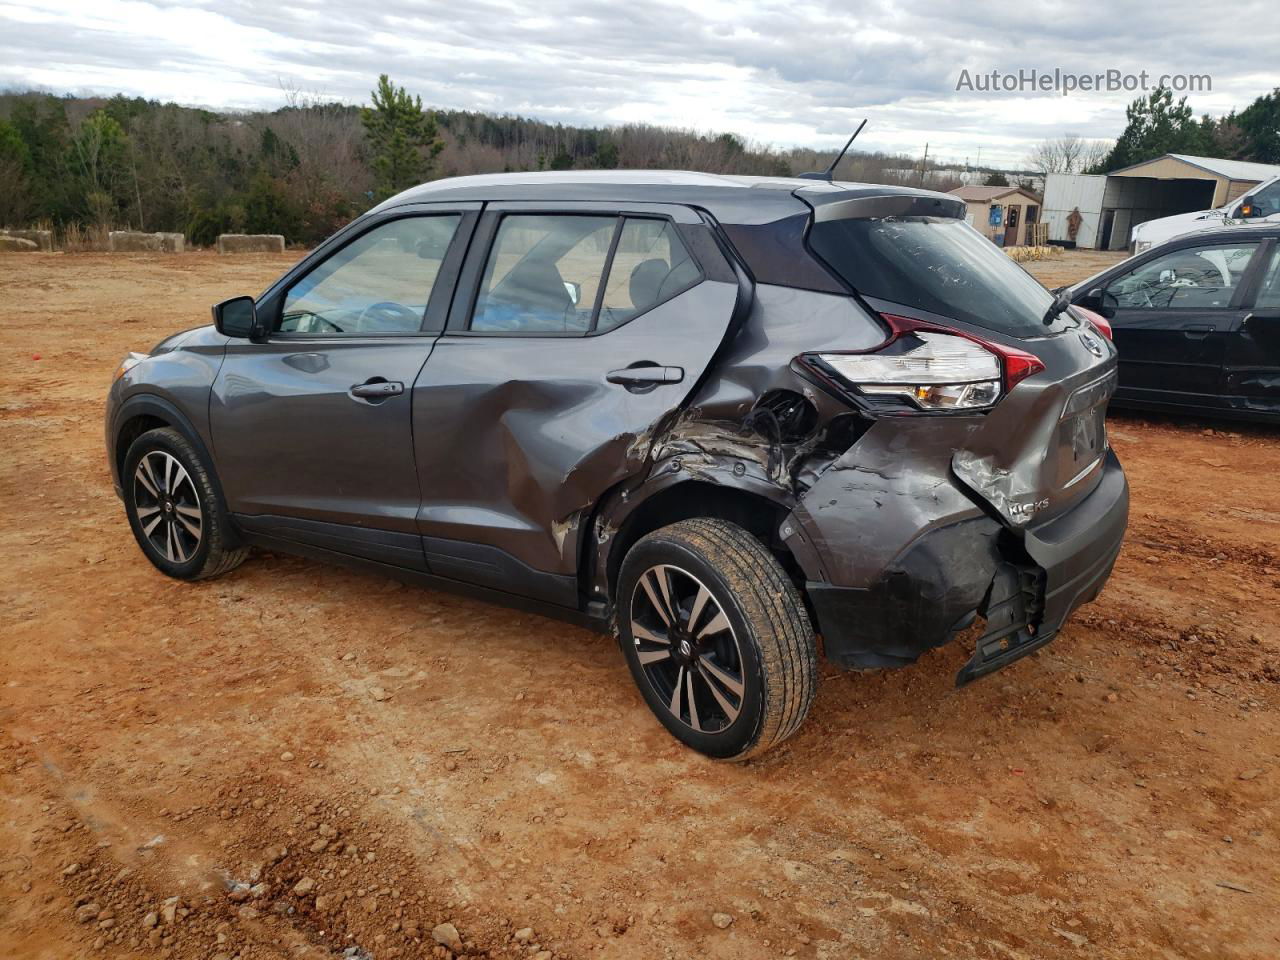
(606, 366, 684, 386)
(350, 379, 404, 399)
(1182, 324, 1214, 339)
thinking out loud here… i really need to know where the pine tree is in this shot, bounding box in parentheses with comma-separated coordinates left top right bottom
(361, 75, 444, 200)
(1097, 87, 1206, 171)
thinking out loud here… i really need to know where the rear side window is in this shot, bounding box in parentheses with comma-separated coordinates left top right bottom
(1257, 246, 1280, 311)
(597, 219, 699, 332)
(471, 215, 615, 333)
(469, 214, 700, 335)
(809, 216, 1065, 336)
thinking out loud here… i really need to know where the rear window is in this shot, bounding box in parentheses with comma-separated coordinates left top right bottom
(808, 216, 1066, 336)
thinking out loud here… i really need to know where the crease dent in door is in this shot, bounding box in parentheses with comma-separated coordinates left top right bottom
(416, 278, 748, 580)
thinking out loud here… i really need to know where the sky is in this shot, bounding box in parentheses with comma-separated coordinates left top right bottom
(1, 0, 1277, 167)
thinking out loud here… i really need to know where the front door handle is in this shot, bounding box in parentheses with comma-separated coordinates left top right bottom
(350, 379, 404, 400)
(606, 365, 684, 387)
(1182, 324, 1214, 340)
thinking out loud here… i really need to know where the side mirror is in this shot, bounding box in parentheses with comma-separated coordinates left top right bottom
(212, 296, 262, 339)
(1238, 196, 1261, 219)
(1078, 287, 1103, 309)
(1081, 287, 1117, 319)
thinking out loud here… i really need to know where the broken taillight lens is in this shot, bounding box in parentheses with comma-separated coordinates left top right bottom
(802, 313, 1045, 412)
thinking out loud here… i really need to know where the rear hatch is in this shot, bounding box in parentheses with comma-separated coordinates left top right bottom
(801, 191, 1117, 527)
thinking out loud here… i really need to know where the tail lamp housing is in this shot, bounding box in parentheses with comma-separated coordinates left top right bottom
(1073, 304, 1113, 341)
(798, 314, 1045, 413)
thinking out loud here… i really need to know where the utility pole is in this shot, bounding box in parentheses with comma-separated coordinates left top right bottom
(918, 142, 929, 186)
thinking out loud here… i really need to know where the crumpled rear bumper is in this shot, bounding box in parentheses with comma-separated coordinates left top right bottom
(804, 449, 1128, 683)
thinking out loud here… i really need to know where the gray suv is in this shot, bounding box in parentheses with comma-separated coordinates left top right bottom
(106, 171, 1129, 759)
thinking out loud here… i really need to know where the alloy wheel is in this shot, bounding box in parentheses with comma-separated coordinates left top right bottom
(132, 450, 203, 564)
(630, 564, 746, 734)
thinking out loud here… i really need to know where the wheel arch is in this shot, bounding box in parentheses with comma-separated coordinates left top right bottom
(111, 394, 232, 530)
(591, 479, 803, 605)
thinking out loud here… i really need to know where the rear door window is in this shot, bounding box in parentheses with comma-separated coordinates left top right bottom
(470, 215, 615, 334)
(808, 216, 1064, 337)
(1255, 247, 1280, 310)
(597, 219, 700, 332)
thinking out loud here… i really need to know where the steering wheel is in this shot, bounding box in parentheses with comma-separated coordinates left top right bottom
(1124, 277, 1161, 309)
(356, 301, 421, 331)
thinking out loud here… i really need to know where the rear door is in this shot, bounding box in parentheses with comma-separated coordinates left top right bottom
(410, 201, 740, 604)
(1100, 239, 1263, 406)
(210, 205, 477, 568)
(1223, 238, 1280, 415)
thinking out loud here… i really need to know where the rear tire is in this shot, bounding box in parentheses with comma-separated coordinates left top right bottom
(616, 518, 817, 760)
(122, 427, 247, 581)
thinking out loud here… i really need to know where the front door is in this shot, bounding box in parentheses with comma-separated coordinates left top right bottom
(210, 208, 475, 568)
(410, 203, 740, 604)
(1101, 240, 1263, 406)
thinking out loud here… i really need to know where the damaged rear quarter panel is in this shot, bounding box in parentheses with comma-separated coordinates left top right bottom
(591, 284, 894, 586)
(786, 416, 990, 588)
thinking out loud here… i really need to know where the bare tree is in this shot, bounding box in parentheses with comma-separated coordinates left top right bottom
(1026, 136, 1113, 175)
(1080, 138, 1112, 173)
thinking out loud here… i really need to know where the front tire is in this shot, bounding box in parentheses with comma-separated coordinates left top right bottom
(122, 427, 247, 581)
(616, 518, 817, 760)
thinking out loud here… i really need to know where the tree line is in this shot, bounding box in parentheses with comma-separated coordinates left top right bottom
(1, 76, 1276, 246)
(1025, 87, 1279, 175)
(0, 76, 996, 245)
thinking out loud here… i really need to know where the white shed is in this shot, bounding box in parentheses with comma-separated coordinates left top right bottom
(1042, 174, 1107, 249)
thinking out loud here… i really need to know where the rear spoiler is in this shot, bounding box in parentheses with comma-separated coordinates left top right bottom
(801, 191, 967, 222)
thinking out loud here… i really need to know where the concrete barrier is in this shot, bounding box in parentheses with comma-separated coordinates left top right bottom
(0, 229, 53, 251)
(0, 236, 38, 252)
(108, 231, 186, 253)
(217, 234, 286, 254)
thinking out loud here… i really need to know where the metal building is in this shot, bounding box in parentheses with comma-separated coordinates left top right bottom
(1041, 154, 1280, 250)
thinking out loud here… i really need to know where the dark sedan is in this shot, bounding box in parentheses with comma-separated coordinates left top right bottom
(1070, 223, 1280, 422)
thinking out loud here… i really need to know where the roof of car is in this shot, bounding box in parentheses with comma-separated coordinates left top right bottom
(1155, 221, 1280, 245)
(375, 170, 958, 226)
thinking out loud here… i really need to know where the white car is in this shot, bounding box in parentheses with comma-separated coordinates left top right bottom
(1131, 175, 1280, 254)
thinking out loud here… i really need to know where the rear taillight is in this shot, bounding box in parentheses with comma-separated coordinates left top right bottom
(1074, 305, 1113, 341)
(799, 313, 1044, 413)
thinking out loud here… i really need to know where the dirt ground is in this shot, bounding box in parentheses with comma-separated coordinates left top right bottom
(1, 249, 1277, 960)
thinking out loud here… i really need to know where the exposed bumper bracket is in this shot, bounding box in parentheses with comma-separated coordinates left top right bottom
(955, 563, 1048, 687)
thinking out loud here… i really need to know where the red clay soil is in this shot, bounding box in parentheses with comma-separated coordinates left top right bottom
(1, 251, 1277, 960)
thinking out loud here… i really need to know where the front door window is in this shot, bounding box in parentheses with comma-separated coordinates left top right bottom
(280, 215, 460, 335)
(1106, 243, 1259, 310)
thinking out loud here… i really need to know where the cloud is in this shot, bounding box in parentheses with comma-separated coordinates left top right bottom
(2, 0, 1276, 166)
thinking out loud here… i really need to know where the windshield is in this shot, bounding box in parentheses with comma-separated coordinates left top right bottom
(809, 216, 1067, 337)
